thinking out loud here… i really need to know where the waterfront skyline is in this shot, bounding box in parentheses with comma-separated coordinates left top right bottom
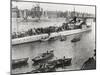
(12, 1, 95, 14)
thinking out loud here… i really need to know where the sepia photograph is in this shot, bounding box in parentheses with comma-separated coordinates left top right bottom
(11, 0, 96, 74)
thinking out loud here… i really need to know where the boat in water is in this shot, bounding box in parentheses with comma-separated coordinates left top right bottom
(71, 37, 80, 42)
(27, 57, 72, 73)
(40, 35, 57, 42)
(60, 35, 67, 41)
(48, 58, 72, 68)
(26, 63, 56, 73)
(39, 36, 50, 42)
(22, 57, 72, 74)
(33, 64, 56, 73)
(12, 58, 28, 69)
(32, 50, 54, 63)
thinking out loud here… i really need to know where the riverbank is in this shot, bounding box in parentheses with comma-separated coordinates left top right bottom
(12, 28, 91, 45)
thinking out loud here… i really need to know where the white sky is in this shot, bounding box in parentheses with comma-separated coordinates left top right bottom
(12, 1, 95, 14)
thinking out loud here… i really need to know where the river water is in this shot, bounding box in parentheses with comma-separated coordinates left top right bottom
(12, 19, 95, 74)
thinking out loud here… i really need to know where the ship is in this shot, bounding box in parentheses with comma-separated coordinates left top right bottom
(32, 50, 54, 63)
(12, 57, 28, 69)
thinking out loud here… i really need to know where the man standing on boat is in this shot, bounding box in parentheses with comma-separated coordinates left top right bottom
(62, 56, 66, 69)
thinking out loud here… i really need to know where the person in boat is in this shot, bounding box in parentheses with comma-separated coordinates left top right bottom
(73, 16, 77, 23)
(39, 63, 42, 68)
(43, 63, 46, 69)
(70, 16, 77, 23)
(39, 63, 44, 69)
(62, 56, 66, 68)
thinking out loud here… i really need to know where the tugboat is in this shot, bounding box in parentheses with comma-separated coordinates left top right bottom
(12, 58, 28, 69)
(32, 50, 54, 63)
(71, 37, 80, 42)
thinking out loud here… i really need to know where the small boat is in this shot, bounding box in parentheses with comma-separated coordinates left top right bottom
(32, 50, 54, 63)
(48, 37, 57, 41)
(40, 36, 57, 42)
(36, 64, 56, 73)
(48, 58, 72, 68)
(71, 37, 80, 42)
(40, 37, 50, 42)
(56, 58, 72, 68)
(27, 64, 56, 73)
(60, 36, 66, 41)
(12, 58, 28, 69)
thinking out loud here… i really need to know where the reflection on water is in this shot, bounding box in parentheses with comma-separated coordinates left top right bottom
(12, 21, 95, 74)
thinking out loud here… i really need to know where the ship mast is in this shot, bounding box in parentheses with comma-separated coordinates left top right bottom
(73, 7, 75, 18)
(73, 6, 76, 27)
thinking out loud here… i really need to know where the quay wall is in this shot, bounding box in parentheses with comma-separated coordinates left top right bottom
(12, 28, 91, 45)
